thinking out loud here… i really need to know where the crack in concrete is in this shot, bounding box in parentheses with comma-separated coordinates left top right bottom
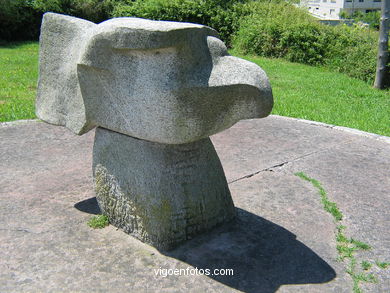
(0, 228, 54, 234)
(0, 228, 33, 233)
(228, 149, 327, 184)
(228, 138, 359, 185)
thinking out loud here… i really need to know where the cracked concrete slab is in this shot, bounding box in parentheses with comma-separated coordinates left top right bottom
(1, 116, 389, 292)
(212, 116, 359, 183)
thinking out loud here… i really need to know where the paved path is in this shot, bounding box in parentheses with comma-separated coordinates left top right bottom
(1, 116, 389, 292)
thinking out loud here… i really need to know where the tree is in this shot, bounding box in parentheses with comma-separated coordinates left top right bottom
(374, 0, 389, 89)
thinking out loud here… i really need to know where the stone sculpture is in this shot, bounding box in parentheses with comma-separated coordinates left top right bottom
(36, 12, 273, 250)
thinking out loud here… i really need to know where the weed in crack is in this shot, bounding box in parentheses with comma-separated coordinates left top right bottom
(294, 172, 384, 293)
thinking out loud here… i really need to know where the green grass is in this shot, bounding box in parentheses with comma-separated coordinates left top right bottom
(87, 214, 109, 229)
(295, 172, 343, 221)
(232, 52, 390, 137)
(0, 42, 38, 122)
(351, 239, 372, 250)
(361, 261, 372, 271)
(1, 42, 389, 137)
(375, 261, 390, 269)
(295, 172, 379, 292)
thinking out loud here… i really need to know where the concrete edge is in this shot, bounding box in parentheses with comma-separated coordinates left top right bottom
(270, 115, 390, 144)
(2, 117, 390, 144)
(0, 119, 40, 127)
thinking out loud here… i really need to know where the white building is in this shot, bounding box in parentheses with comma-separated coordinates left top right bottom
(301, 0, 382, 20)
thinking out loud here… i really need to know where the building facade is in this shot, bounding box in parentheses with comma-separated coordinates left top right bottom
(301, 0, 382, 20)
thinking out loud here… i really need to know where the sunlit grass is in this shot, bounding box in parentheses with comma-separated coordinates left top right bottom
(232, 52, 390, 136)
(0, 41, 38, 122)
(1, 42, 389, 138)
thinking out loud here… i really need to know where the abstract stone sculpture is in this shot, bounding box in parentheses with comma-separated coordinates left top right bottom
(36, 12, 273, 250)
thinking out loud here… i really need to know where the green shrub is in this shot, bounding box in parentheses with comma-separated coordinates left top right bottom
(360, 11, 380, 30)
(0, 0, 41, 41)
(0, 0, 116, 41)
(232, 3, 330, 64)
(112, 0, 250, 46)
(32, 0, 115, 23)
(281, 23, 331, 65)
(325, 25, 378, 83)
(232, 2, 380, 83)
(341, 10, 381, 30)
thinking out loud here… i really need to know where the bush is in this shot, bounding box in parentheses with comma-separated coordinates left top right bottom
(32, 0, 115, 23)
(112, 0, 250, 46)
(232, 3, 331, 64)
(0, 0, 116, 41)
(0, 0, 41, 41)
(232, 2, 380, 83)
(325, 25, 378, 83)
(340, 10, 380, 30)
(360, 11, 380, 30)
(281, 23, 331, 65)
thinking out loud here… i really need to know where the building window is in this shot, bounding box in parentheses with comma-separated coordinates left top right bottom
(346, 0, 352, 2)
(323, 0, 327, 2)
(330, 9, 335, 14)
(359, 0, 364, 2)
(373, 0, 381, 2)
(331, 0, 336, 3)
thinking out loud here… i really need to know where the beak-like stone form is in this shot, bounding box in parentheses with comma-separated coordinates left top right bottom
(36, 13, 273, 250)
(36, 13, 273, 144)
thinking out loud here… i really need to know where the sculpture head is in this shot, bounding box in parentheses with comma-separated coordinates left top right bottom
(36, 13, 273, 144)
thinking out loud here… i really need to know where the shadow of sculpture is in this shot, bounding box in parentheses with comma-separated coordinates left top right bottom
(75, 199, 336, 293)
(165, 207, 336, 292)
(74, 197, 101, 215)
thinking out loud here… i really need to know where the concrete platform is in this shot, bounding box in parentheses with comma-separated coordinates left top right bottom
(1, 116, 389, 292)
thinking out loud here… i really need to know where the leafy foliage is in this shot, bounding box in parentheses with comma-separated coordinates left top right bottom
(0, 0, 41, 41)
(232, 3, 330, 65)
(87, 214, 109, 229)
(112, 0, 250, 46)
(0, 0, 384, 84)
(341, 10, 381, 30)
(232, 2, 380, 83)
(325, 25, 378, 83)
(32, 0, 115, 23)
(0, 0, 115, 41)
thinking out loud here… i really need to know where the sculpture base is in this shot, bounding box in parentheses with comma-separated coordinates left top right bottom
(92, 127, 236, 250)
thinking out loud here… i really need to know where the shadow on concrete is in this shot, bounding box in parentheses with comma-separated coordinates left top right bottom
(74, 197, 101, 215)
(74, 198, 336, 292)
(166, 208, 336, 292)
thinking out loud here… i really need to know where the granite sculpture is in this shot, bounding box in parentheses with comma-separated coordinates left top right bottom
(36, 12, 273, 250)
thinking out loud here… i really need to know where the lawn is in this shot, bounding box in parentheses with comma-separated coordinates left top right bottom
(0, 42, 38, 122)
(232, 52, 390, 137)
(1, 42, 389, 136)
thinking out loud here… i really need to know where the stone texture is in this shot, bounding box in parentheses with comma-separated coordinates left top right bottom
(36, 13, 273, 144)
(36, 13, 273, 250)
(36, 13, 95, 134)
(93, 127, 235, 250)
